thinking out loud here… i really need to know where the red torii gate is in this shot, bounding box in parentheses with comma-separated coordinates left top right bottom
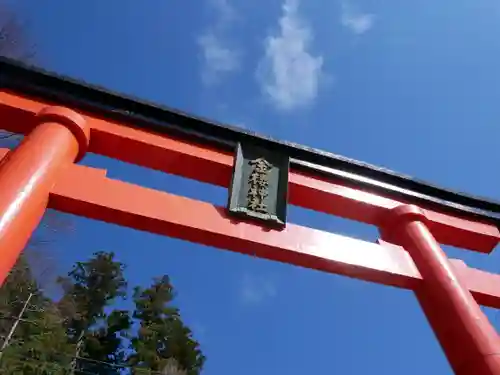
(1, 58, 500, 374)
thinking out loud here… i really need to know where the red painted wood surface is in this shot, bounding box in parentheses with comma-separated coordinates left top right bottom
(381, 205, 500, 375)
(0, 91, 498, 253)
(0, 107, 89, 285)
(1, 94, 500, 373)
(0, 148, 493, 308)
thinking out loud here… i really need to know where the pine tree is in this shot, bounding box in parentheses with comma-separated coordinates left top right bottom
(57, 251, 128, 374)
(78, 309, 132, 374)
(0, 251, 133, 374)
(129, 276, 205, 375)
(0, 255, 73, 374)
(1, 301, 73, 374)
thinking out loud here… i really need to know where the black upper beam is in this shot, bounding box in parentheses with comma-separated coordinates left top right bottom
(1, 57, 499, 226)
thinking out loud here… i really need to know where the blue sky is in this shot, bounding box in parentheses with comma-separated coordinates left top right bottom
(6, 0, 500, 373)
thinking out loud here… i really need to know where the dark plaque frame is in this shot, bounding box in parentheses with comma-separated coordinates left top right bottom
(227, 143, 289, 228)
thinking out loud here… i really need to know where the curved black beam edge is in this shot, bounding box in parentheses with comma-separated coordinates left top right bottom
(1, 57, 500, 227)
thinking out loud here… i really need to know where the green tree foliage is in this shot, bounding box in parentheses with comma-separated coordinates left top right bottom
(57, 251, 128, 374)
(58, 251, 128, 332)
(1, 303, 73, 374)
(0, 252, 205, 374)
(77, 309, 132, 375)
(129, 276, 205, 375)
(0, 255, 73, 374)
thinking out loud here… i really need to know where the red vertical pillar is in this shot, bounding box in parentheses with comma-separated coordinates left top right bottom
(0, 106, 89, 286)
(380, 205, 500, 375)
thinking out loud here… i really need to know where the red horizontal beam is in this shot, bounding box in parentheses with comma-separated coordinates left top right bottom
(50, 162, 420, 290)
(0, 92, 499, 253)
(45, 160, 500, 309)
(0, 145, 498, 308)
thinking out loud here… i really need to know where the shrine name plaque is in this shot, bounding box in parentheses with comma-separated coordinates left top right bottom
(227, 143, 289, 228)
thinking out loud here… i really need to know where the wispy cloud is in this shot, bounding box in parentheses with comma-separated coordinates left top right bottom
(198, 33, 240, 84)
(210, 0, 235, 23)
(257, 0, 324, 111)
(198, 0, 240, 85)
(239, 273, 277, 305)
(340, 1, 375, 35)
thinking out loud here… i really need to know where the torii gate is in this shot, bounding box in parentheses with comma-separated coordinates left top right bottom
(1, 57, 500, 374)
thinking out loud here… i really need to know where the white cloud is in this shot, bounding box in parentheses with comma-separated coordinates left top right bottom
(198, 0, 240, 85)
(198, 33, 240, 85)
(239, 273, 277, 305)
(257, 0, 324, 111)
(340, 1, 375, 35)
(210, 0, 235, 25)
